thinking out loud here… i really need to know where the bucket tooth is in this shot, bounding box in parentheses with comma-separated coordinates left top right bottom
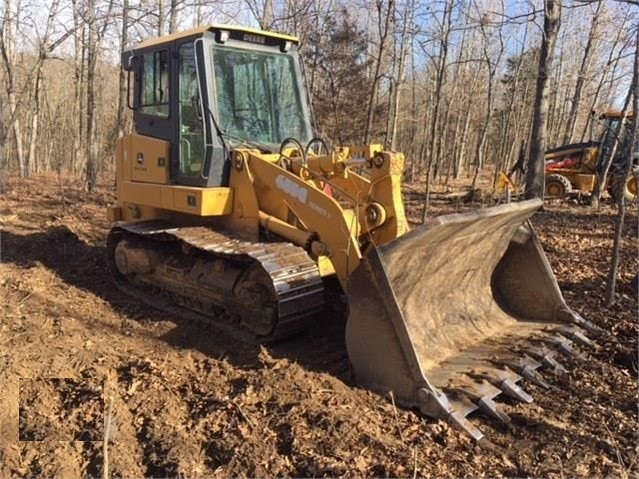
(504, 355, 551, 389)
(525, 346, 567, 372)
(447, 409, 484, 442)
(417, 386, 456, 418)
(477, 396, 511, 423)
(499, 378, 533, 403)
(460, 380, 502, 400)
(555, 326, 592, 347)
(481, 367, 533, 403)
(545, 334, 584, 358)
(457, 381, 510, 423)
(558, 308, 603, 337)
(420, 388, 485, 441)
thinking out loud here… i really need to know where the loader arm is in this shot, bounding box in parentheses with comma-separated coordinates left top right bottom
(226, 146, 410, 290)
(233, 149, 362, 286)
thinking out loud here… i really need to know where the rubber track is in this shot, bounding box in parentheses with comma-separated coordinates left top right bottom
(106, 220, 325, 342)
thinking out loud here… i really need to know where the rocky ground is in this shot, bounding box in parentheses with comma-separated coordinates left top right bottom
(0, 174, 636, 478)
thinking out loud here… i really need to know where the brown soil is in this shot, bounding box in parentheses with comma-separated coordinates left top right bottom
(0, 174, 637, 478)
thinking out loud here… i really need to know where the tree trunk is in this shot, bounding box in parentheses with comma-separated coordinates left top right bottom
(158, 0, 165, 36)
(563, 1, 601, 145)
(524, 0, 562, 200)
(388, 0, 412, 151)
(406, 41, 417, 181)
(606, 26, 637, 305)
(85, 0, 98, 192)
(261, 0, 274, 29)
(547, 32, 564, 146)
(169, 0, 179, 34)
(0, 92, 5, 191)
(421, 0, 453, 221)
(497, 22, 529, 177)
(582, 12, 631, 142)
(471, 7, 504, 192)
(26, 66, 43, 175)
(0, 0, 26, 177)
(7, 90, 24, 177)
(364, 0, 393, 144)
(117, 0, 130, 139)
(72, 2, 86, 177)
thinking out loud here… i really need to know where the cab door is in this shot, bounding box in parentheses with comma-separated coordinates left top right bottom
(176, 42, 206, 183)
(126, 35, 228, 187)
(134, 48, 175, 150)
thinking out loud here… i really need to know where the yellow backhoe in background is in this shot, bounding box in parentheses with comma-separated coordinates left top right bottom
(544, 111, 637, 202)
(107, 25, 598, 440)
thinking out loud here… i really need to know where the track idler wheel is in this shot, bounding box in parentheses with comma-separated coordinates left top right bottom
(114, 240, 159, 275)
(233, 264, 278, 336)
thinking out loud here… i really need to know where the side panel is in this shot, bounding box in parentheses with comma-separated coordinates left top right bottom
(573, 174, 596, 192)
(118, 182, 233, 217)
(128, 134, 171, 184)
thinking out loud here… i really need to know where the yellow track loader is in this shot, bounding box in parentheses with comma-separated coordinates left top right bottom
(107, 25, 598, 440)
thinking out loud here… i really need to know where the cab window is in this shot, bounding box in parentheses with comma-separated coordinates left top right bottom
(212, 45, 310, 147)
(140, 49, 170, 117)
(178, 43, 204, 178)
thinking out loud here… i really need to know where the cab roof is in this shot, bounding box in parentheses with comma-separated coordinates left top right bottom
(133, 25, 299, 50)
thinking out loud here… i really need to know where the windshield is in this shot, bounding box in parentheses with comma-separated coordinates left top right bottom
(211, 45, 311, 148)
(596, 118, 623, 168)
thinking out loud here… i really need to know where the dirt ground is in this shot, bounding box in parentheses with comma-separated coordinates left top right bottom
(0, 174, 637, 478)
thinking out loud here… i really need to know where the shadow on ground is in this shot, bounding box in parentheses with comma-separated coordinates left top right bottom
(0, 226, 351, 380)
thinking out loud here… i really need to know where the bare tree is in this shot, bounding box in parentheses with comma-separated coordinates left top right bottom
(261, 0, 273, 29)
(495, 20, 531, 180)
(562, 1, 602, 144)
(83, 0, 116, 191)
(470, 2, 506, 192)
(117, 0, 131, 139)
(385, 0, 413, 150)
(364, 0, 394, 144)
(0, 89, 5, 190)
(524, 0, 562, 200)
(0, 0, 25, 176)
(168, 0, 180, 33)
(85, 0, 99, 191)
(421, 0, 454, 221)
(582, 10, 634, 141)
(244, 0, 274, 29)
(606, 33, 637, 304)
(445, 14, 477, 182)
(25, 0, 75, 174)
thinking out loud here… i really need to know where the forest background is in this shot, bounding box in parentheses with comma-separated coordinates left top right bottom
(0, 0, 636, 193)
